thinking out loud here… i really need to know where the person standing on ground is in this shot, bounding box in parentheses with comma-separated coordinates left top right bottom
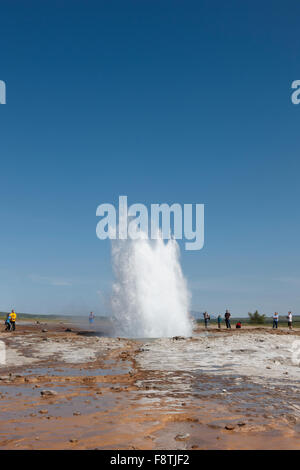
(272, 312, 279, 329)
(217, 314, 222, 329)
(224, 310, 231, 329)
(89, 311, 95, 325)
(287, 311, 292, 330)
(10, 309, 16, 331)
(203, 311, 210, 328)
(4, 312, 11, 331)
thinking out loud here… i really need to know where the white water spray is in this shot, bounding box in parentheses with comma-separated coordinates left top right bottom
(111, 234, 192, 338)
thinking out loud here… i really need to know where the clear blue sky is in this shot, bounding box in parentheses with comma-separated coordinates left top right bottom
(1, 0, 300, 316)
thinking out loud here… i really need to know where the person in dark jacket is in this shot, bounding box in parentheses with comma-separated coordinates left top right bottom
(203, 311, 210, 328)
(224, 310, 231, 329)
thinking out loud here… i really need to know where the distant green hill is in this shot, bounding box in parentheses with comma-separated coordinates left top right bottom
(0, 312, 110, 321)
(0, 312, 73, 321)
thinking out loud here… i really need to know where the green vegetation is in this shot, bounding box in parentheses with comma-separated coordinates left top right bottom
(0, 312, 108, 322)
(0, 312, 74, 321)
(248, 310, 266, 324)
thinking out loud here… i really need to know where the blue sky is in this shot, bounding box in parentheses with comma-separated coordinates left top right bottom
(0, 0, 300, 316)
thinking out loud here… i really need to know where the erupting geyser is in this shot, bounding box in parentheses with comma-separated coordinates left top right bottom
(111, 234, 193, 338)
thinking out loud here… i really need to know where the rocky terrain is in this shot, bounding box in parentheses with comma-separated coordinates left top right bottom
(0, 322, 299, 449)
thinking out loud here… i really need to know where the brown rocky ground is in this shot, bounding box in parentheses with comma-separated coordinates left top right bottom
(0, 321, 299, 449)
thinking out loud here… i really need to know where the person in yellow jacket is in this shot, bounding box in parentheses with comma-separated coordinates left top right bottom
(10, 310, 17, 331)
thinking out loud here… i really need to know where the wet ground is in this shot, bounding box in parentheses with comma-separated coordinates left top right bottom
(0, 322, 299, 449)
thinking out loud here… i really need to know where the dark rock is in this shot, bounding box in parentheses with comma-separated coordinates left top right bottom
(40, 390, 58, 397)
(175, 433, 190, 441)
(225, 424, 235, 430)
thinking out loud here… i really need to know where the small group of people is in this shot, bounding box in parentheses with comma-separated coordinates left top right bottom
(202, 310, 294, 329)
(203, 310, 233, 329)
(272, 311, 293, 329)
(4, 310, 17, 331)
(217, 310, 234, 329)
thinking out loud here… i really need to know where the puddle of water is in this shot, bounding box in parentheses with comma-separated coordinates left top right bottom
(18, 365, 130, 377)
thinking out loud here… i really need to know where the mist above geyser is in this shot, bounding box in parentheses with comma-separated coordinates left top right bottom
(111, 233, 192, 338)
